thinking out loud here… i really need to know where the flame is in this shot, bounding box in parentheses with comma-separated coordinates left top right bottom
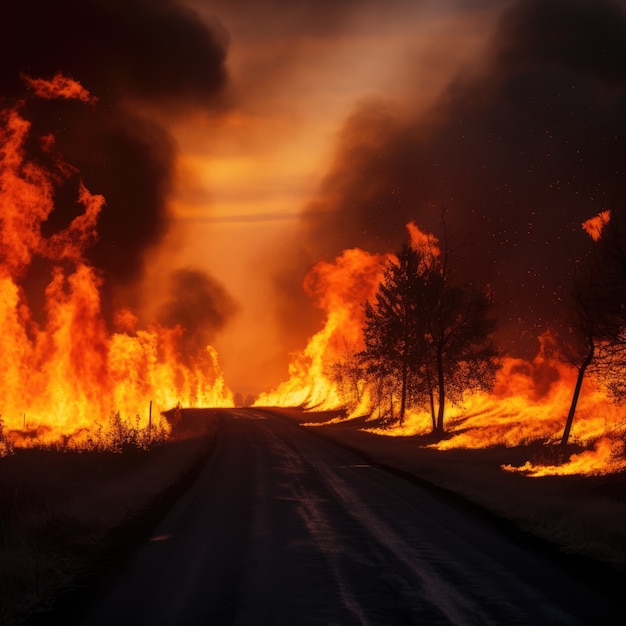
(254, 248, 388, 409)
(407, 220, 440, 258)
(22, 73, 98, 105)
(260, 213, 626, 476)
(0, 96, 232, 449)
(366, 332, 626, 474)
(581, 209, 611, 242)
(503, 438, 626, 477)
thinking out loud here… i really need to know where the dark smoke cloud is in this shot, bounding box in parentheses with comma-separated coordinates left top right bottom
(157, 268, 238, 362)
(0, 0, 227, 106)
(203, 0, 420, 37)
(0, 0, 228, 300)
(285, 0, 626, 357)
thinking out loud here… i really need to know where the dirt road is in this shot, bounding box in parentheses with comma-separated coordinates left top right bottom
(82, 408, 621, 625)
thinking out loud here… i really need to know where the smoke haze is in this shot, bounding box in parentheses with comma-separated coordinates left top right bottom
(0, 0, 231, 315)
(281, 0, 626, 357)
(4, 0, 626, 395)
(158, 268, 238, 364)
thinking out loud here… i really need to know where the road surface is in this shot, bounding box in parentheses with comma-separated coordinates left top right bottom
(81, 408, 621, 625)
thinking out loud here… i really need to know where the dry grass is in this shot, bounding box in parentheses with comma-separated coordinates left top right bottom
(0, 410, 220, 625)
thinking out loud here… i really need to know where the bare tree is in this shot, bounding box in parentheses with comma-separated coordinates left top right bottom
(419, 218, 499, 434)
(559, 208, 626, 445)
(558, 259, 604, 446)
(425, 272, 499, 434)
(592, 208, 626, 402)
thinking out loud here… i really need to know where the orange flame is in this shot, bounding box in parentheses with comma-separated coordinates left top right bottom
(0, 99, 232, 449)
(503, 438, 626, 477)
(254, 248, 388, 409)
(407, 220, 440, 258)
(581, 209, 610, 242)
(366, 332, 626, 474)
(22, 73, 98, 105)
(260, 214, 626, 476)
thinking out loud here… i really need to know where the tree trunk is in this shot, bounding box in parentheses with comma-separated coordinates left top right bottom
(399, 361, 408, 425)
(560, 347, 594, 447)
(436, 345, 446, 433)
(429, 387, 436, 432)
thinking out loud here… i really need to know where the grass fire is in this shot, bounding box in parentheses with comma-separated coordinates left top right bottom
(2, 0, 626, 622)
(0, 81, 233, 450)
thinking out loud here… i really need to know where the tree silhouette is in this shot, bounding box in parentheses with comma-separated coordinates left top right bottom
(329, 340, 367, 409)
(423, 239, 499, 433)
(592, 208, 626, 403)
(361, 228, 498, 431)
(559, 208, 626, 446)
(360, 242, 429, 424)
(557, 260, 603, 446)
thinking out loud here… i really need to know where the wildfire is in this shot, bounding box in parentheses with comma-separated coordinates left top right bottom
(0, 81, 232, 449)
(260, 219, 626, 476)
(254, 247, 388, 409)
(364, 335, 626, 475)
(502, 438, 626, 477)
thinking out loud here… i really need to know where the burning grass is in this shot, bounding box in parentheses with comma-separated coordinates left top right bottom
(0, 97, 234, 452)
(0, 409, 220, 625)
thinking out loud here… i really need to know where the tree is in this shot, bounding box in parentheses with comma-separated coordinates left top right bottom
(590, 207, 626, 402)
(329, 340, 367, 409)
(558, 208, 626, 445)
(360, 242, 430, 424)
(558, 258, 605, 446)
(360, 227, 499, 431)
(423, 246, 499, 434)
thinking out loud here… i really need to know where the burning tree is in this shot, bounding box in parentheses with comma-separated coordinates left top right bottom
(426, 277, 499, 434)
(361, 224, 499, 432)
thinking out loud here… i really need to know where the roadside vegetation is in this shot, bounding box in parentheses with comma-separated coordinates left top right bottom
(324, 208, 626, 460)
(0, 409, 220, 625)
(359, 219, 498, 431)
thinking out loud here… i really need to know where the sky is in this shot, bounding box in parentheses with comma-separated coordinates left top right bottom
(3, 0, 626, 397)
(167, 0, 502, 395)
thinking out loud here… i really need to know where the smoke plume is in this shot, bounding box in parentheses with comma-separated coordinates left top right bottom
(157, 268, 238, 364)
(284, 0, 626, 357)
(0, 0, 229, 309)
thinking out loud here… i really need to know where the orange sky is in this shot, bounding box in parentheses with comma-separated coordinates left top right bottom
(151, 1, 499, 396)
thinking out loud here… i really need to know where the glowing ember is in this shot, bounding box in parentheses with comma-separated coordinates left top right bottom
(0, 85, 232, 449)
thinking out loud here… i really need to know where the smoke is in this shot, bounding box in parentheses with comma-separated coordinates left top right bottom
(283, 0, 626, 357)
(157, 268, 238, 364)
(0, 0, 228, 306)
